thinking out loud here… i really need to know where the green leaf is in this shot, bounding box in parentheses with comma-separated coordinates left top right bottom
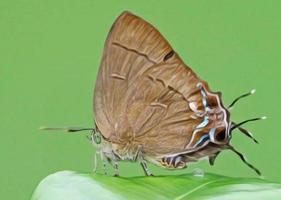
(31, 171, 281, 200)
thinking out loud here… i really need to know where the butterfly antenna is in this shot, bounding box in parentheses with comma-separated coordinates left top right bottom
(227, 145, 261, 176)
(228, 89, 256, 110)
(231, 122, 259, 144)
(230, 116, 266, 132)
(39, 126, 94, 132)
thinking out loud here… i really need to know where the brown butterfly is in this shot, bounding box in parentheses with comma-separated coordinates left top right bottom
(42, 11, 265, 176)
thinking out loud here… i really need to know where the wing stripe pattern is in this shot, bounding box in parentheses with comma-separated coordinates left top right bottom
(112, 42, 157, 64)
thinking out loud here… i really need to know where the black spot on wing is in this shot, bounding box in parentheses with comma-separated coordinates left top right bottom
(163, 50, 174, 61)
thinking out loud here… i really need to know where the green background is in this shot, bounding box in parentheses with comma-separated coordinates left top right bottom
(1, 0, 280, 199)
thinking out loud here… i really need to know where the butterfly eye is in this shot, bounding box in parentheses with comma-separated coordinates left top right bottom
(93, 133, 102, 144)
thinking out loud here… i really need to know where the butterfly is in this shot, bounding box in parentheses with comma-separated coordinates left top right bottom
(42, 11, 265, 176)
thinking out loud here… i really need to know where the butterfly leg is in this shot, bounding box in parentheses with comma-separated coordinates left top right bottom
(92, 150, 108, 175)
(99, 152, 108, 175)
(107, 157, 119, 176)
(140, 160, 153, 176)
(88, 131, 99, 173)
(136, 147, 153, 176)
(93, 150, 99, 173)
(113, 161, 119, 177)
(104, 155, 120, 177)
(102, 159, 108, 175)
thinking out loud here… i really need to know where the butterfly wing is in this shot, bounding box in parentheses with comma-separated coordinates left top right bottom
(94, 11, 212, 156)
(95, 11, 174, 139)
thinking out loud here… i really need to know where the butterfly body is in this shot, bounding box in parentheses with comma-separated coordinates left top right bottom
(93, 11, 262, 176)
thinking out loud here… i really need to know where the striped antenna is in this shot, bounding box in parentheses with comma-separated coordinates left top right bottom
(228, 89, 256, 110)
(39, 126, 94, 132)
(230, 116, 266, 131)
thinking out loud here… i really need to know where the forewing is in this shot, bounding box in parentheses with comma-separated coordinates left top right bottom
(94, 11, 174, 139)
